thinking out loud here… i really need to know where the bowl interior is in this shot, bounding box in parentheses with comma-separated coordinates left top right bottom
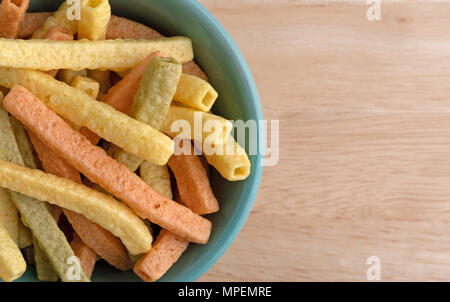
(17, 0, 263, 282)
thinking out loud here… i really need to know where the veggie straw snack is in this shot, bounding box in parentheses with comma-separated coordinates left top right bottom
(0, 0, 251, 282)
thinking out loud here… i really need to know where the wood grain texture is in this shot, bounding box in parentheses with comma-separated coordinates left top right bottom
(197, 0, 450, 281)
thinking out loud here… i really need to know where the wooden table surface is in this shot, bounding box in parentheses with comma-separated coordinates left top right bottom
(197, 0, 450, 282)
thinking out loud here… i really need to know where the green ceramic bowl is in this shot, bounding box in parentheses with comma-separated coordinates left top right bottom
(18, 0, 263, 282)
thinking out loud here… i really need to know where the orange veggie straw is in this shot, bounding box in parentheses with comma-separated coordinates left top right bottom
(42, 27, 74, 77)
(27, 131, 133, 271)
(5, 85, 212, 244)
(134, 230, 188, 282)
(79, 51, 164, 145)
(28, 132, 80, 180)
(65, 209, 133, 271)
(51, 205, 63, 223)
(134, 176, 189, 282)
(168, 141, 219, 215)
(70, 233, 96, 278)
(106, 15, 162, 40)
(181, 61, 208, 82)
(105, 15, 208, 81)
(18, 12, 52, 39)
(0, 0, 29, 38)
(44, 25, 73, 40)
(102, 51, 164, 113)
(172, 180, 184, 206)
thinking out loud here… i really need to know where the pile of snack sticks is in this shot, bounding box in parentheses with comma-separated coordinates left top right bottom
(0, 0, 250, 282)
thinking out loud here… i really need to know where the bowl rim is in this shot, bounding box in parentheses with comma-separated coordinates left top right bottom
(172, 0, 265, 282)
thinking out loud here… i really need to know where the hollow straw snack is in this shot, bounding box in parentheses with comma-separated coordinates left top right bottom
(161, 105, 232, 146)
(28, 131, 134, 270)
(168, 141, 219, 215)
(0, 102, 89, 282)
(20, 12, 211, 80)
(140, 162, 173, 201)
(8, 115, 57, 280)
(4, 85, 212, 244)
(31, 1, 77, 39)
(42, 26, 74, 78)
(18, 12, 51, 39)
(12, 191, 89, 282)
(134, 229, 189, 282)
(131, 57, 182, 129)
(0, 68, 174, 165)
(0, 188, 18, 245)
(109, 56, 182, 171)
(203, 137, 251, 181)
(19, 11, 205, 75)
(33, 237, 58, 282)
(70, 233, 96, 279)
(173, 73, 218, 112)
(0, 38, 194, 70)
(105, 15, 208, 81)
(0, 157, 152, 256)
(0, 92, 19, 245)
(0, 0, 29, 38)
(0, 221, 26, 282)
(9, 116, 39, 169)
(78, 0, 111, 40)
